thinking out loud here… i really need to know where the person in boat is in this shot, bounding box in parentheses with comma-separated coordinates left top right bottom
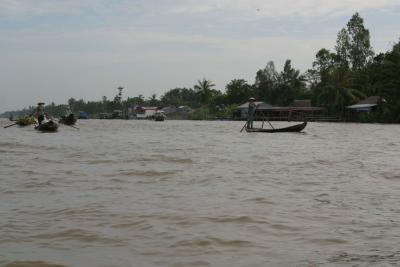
(33, 102, 46, 125)
(247, 97, 258, 129)
(63, 106, 73, 120)
(65, 106, 72, 116)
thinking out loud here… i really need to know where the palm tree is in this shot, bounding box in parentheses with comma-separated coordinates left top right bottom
(148, 94, 159, 106)
(317, 67, 365, 114)
(194, 78, 215, 105)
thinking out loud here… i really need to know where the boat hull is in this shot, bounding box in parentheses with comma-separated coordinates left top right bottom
(245, 122, 307, 133)
(35, 120, 59, 132)
(154, 115, 165, 121)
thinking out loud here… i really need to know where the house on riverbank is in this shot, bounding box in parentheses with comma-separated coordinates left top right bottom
(234, 100, 326, 121)
(346, 96, 380, 121)
(234, 102, 270, 119)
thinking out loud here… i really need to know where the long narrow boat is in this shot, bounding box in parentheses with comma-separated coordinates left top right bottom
(16, 116, 36, 126)
(245, 121, 307, 133)
(35, 120, 59, 132)
(59, 113, 77, 125)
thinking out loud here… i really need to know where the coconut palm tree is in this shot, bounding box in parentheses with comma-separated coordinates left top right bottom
(194, 78, 215, 105)
(317, 67, 365, 114)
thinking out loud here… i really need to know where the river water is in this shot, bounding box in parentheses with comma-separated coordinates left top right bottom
(1, 119, 400, 267)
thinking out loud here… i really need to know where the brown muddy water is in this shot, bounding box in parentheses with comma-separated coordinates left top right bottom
(1, 119, 400, 267)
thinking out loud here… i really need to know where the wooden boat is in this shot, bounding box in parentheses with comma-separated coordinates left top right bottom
(35, 120, 59, 132)
(154, 113, 166, 121)
(245, 122, 307, 133)
(16, 116, 36, 126)
(59, 113, 77, 125)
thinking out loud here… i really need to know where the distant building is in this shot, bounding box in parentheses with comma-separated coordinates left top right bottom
(78, 111, 88, 119)
(234, 100, 324, 121)
(346, 96, 380, 121)
(346, 96, 379, 111)
(234, 102, 270, 119)
(136, 107, 159, 119)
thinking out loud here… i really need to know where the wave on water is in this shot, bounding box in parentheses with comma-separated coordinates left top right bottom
(29, 228, 125, 245)
(205, 215, 270, 224)
(170, 237, 254, 249)
(0, 141, 58, 151)
(33, 205, 107, 218)
(329, 251, 400, 265)
(20, 180, 54, 188)
(85, 155, 193, 165)
(106, 170, 179, 178)
(382, 172, 400, 179)
(246, 197, 275, 204)
(5, 261, 68, 267)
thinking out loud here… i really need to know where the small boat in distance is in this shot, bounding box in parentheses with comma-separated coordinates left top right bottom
(154, 111, 166, 121)
(245, 121, 307, 133)
(59, 113, 77, 125)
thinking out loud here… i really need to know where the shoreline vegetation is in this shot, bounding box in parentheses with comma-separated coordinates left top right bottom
(2, 13, 399, 123)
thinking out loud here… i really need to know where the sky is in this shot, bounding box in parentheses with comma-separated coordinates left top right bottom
(1, 0, 400, 112)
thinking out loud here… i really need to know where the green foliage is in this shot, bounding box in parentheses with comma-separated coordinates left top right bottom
(308, 13, 388, 119)
(367, 40, 400, 122)
(147, 94, 160, 107)
(254, 61, 278, 103)
(314, 67, 366, 113)
(187, 107, 212, 120)
(254, 60, 306, 105)
(215, 104, 238, 119)
(335, 12, 374, 70)
(160, 88, 199, 108)
(225, 79, 253, 104)
(194, 78, 216, 105)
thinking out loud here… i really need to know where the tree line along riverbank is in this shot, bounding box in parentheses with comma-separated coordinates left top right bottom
(2, 13, 399, 123)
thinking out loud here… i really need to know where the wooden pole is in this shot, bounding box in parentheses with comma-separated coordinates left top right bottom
(240, 121, 247, 132)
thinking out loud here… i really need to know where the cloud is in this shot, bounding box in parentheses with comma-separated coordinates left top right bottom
(1, 0, 399, 20)
(162, 0, 400, 17)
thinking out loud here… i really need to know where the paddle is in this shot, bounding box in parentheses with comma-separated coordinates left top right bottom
(55, 119, 79, 130)
(55, 120, 79, 130)
(3, 123, 17, 128)
(67, 124, 80, 130)
(240, 121, 248, 132)
(266, 119, 275, 130)
(260, 114, 274, 129)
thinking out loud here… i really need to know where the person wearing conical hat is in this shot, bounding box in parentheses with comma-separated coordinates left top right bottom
(34, 102, 46, 125)
(247, 97, 257, 129)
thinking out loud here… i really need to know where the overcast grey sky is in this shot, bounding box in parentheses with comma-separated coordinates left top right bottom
(1, 0, 399, 112)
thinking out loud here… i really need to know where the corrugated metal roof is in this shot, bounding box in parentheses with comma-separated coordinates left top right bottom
(237, 101, 267, 109)
(346, 103, 377, 109)
(236, 102, 323, 111)
(261, 107, 323, 111)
